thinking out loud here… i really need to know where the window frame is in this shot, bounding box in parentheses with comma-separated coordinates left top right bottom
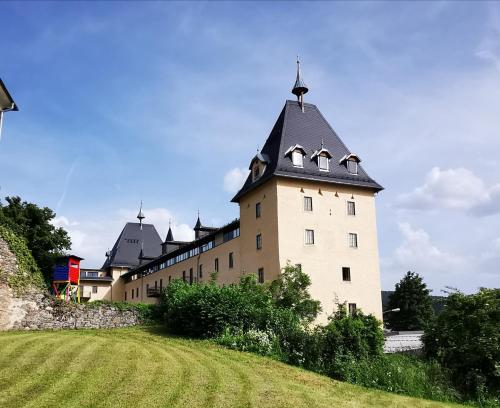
(215, 258, 219, 272)
(292, 150, 304, 167)
(258, 268, 264, 284)
(304, 196, 313, 212)
(199, 264, 203, 279)
(318, 154, 329, 171)
(347, 160, 358, 175)
(342, 267, 351, 282)
(347, 201, 356, 216)
(255, 202, 261, 218)
(229, 252, 234, 269)
(349, 233, 358, 248)
(256, 233, 262, 250)
(348, 303, 357, 315)
(305, 229, 315, 245)
(92, 286, 98, 294)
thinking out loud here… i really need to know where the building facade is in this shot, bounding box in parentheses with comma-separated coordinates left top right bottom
(85, 64, 384, 322)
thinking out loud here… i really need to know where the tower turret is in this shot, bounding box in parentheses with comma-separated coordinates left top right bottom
(291, 57, 309, 112)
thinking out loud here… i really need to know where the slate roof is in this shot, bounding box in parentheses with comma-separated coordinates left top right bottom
(232, 100, 383, 202)
(102, 222, 162, 269)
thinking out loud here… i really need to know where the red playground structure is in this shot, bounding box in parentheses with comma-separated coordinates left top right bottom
(52, 255, 83, 303)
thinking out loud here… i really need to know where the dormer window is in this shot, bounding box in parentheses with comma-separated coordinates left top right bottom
(285, 144, 306, 168)
(292, 150, 303, 167)
(347, 160, 358, 175)
(311, 146, 332, 172)
(339, 153, 361, 176)
(249, 152, 269, 183)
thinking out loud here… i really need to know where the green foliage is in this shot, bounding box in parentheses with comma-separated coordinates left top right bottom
(0, 224, 45, 294)
(386, 271, 434, 331)
(0, 196, 72, 283)
(423, 288, 500, 399)
(87, 300, 160, 323)
(335, 354, 460, 403)
(215, 327, 278, 356)
(269, 262, 321, 323)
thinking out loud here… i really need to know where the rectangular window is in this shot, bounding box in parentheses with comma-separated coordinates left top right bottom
(136, 288, 139, 298)
(168, 276, 171, 283)
(92, 286, 98, 294)
(255, 202, 261, 218)
(155, 281, 158, 289)
(292, 150, 303, 167)
(146, 284, 149, 293)
(347, 201, 356, 216)
(229, 252, 234, 269)
(304, 196, 313, 212)
(256, 234, 262, 250)
(131, 289, 134, 299)
(182, 271, 186, 282)
(342, 267, 351, 282)
(349, 233, 358, 248)
(348, 303, 357, 315)
(215, 258, 219, 272)
(160, 279, 163, 291)
(305, 229, 315, 245)
(125, 291, 127, 301)
(189, 269, 193, 284)
(319, 155, 329, 171)
(347, 160, 358, 175)
(258, 268, 264, 284)
(199, 264, 203, 279)
(88, 271, 98, 277)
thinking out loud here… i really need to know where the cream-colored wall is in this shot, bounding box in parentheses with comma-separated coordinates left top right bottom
(80, 283, 112, 301)
(124, 236, 242, 304)
(238, 179, 281, 281)
(275, 177, 382, 322)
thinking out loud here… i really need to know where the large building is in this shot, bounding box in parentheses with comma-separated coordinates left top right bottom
(83, 62, 384, 321)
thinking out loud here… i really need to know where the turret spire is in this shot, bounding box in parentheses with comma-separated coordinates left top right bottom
(137, 201, 145, 229)
(165, 219, 174, 242)
(291, 56, 309, 112)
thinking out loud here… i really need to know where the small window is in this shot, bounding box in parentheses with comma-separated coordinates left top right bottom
(199, 264, 203, 279)
(348, 303, 357, 315)
(304, 196, 313, 212)
(347, 160, 358, 175)
(256, 234, 262, 250)
(168, 276, 171, 283)
(215, 258, 219, 272)
(258, 268, 264, 284)
(347, 201, 356, 216)
(146, 284, 149, 293)
(342, 267, 351, 282)
(125, 291, 127, 301)
(253, 164, 260, 181)
(88, 271, 98, 277)
(229, 252, 234, 269)
(160, 279, 163, 291)
(136, 288, 139, 297)
(131, 289, 134, 299)
(305, 229, 315, 245)
(189, 268, 193, 284)
(255, 202, 261, 218)
(349, 233, 358, 248)
(155, 281, 158, 289)
(319, 154, 329, 171)
(182, 271, 186, 282)
(92, 286, 98, 294)
(292, 150, 303, 167)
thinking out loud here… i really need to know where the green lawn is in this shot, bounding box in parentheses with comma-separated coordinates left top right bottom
(0, 327, 463, 408)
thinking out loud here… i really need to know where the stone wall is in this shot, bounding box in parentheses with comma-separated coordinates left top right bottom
(0, 235, 143, 331)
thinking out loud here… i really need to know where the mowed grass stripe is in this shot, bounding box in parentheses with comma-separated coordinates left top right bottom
(0, 335, 92, 407)
(0, 328, 464, 408)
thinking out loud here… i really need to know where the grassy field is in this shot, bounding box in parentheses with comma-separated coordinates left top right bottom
(0, 327, 464, 408)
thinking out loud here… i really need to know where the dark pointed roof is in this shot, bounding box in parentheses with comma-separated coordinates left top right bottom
(232, 100, 383, 202)
(0, 78, 19, 111)
(102, 222, 162, 269)
(292, 60, 308, 97)
(165, 226, 174, 242)
(194, 216, 202, 230)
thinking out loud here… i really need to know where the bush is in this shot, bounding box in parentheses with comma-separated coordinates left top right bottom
(423, 288, 500, 399)
(215, 327, 278, 356)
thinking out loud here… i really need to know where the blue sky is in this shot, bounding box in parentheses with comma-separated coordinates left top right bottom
(1, 1, 499, 293)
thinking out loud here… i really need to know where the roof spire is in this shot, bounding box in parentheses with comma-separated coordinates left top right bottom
(291, 56, 308, 112)
(165, 219, 174, 242)
(137, 201, 145, 229)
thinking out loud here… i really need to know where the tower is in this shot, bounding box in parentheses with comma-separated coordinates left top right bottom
(232, 60, 384, 321)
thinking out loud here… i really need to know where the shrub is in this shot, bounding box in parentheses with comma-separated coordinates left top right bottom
(423, 288, 500, 399)
(215, 327, 278, 356)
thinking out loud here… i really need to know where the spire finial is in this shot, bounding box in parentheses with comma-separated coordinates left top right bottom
(292, 56, 309, 112)
(137, 201, 145, 229)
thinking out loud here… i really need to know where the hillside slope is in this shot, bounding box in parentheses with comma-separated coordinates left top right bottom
(0, 327, 463, 408)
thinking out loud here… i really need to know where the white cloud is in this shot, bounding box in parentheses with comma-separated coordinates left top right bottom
(52, 207, 194, 268)
(396, 167, 500, 215)
(223, 167, 249, 193)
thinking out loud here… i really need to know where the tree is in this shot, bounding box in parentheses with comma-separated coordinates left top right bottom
(0, 196, 71, 283)
(269, 263, 321, 324)
(386, 271, 434, 331)
(423, 288, 499, 398)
